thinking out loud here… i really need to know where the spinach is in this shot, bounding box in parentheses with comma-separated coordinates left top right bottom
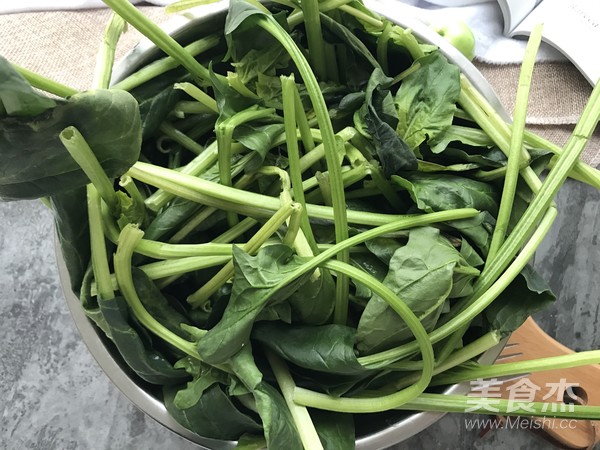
(285, 264, 336, 325)
(395, 51, 460, 150)
(392, 173, 499, 216)
(0, 89, 141, 200)
(484, 264, 555, 336)
(164, 383, 262, 439)
(0, 55, 57, 117)
(312, 410, 356, 450)
(197, 245, 312, 364)
(356, 227, 470, 354)
(4, 0, 599, 443)
(354, 68, 417, 176)
(229, 345, 303, 450)
(252, 322, 367, 375)
(50, 187, 90, 295)
(97, 296, 188, 384)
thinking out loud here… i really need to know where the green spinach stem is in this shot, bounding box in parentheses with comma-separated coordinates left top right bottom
(93, 13, 127, 90)
(112, 35, 221, 91)
(358, 206, 557, 367)
(113, 224, 201, 359)
(101, 0, 211, 83)
(487, 24, 542, 263)
(12, 64, 78, 98)
(87, 185, 115, 300)
(294, 390, 600, 419)
(257, 15, 351, 324)
(60, 126, 119, 212)
(430, 350, 600, 387)
(265, 350, 324, 450)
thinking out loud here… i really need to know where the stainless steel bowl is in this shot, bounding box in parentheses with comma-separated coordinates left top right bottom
(58, 2, 508, 448)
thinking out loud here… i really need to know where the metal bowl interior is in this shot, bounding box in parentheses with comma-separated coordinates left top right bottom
(59, 2, 508, 449)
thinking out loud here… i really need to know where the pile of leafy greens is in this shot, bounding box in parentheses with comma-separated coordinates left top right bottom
(2, 0, 600, 448)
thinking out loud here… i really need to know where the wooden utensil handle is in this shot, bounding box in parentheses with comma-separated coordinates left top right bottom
(496, 317, 600, 449)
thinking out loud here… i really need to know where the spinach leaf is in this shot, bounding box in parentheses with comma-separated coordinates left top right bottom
(164, 382, 262, 440)
(252, 322, 367, 375)
(364, 237, 405, 266)
(224, 0, 286, 62)
(210, 67, 258, 120)
(50, 186, 90, 295)
(137, 82, 186, 140)
(320, 13, 381, 71)
(355, 68, 417, 176)
(485, 264, 555, 336)
(97, 296, 188, 384)
(392, 173, 499, 216)
(459, 237, 484, 268)
(445, 211, 496, 256)
(356, 227, 462, 354)
(0, 55, 57, 117)
(395, 51, 460, 150)
(235, 434, 267, 449)
(143, 197, 201, 241)
(197, 245, 312, 364)
(231, 40, 291, 86)
(0, 89, 141, 200)
(287, 269, 336, 325)
(78, 266, 112, 337)
(433, 145, 507, 168)
(312, 409, 356, 450)
(428, 125, 495, 155)
(131, 267, 191, 339)
(171, 356, 229, 409)
(229, 345, 303, 450)
(234, 122, 285, 170)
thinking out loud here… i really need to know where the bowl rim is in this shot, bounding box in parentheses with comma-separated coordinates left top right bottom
(60, 2, 508, 449)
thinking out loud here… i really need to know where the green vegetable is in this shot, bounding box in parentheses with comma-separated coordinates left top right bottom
(3, 0, 600, 447)
(0, 86, 141, 200)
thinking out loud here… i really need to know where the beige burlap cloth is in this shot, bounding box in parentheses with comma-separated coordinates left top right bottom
(1, 6, 598, 167)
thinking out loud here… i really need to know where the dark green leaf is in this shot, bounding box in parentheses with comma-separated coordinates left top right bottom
(144, 197, 201, 241)
(428, 125, 495, 155)
(131, 267, 191, 339)
(229, 345, 303, 450)
(235, 434, 267, 449)
(392, 173, 499, 216)
(50, 186, 90, 295)
(231, 41, 291, 86)
(0, 89, 141, 200)
(234, 122, 285, 170)
(172, 356, 229, 409)
(395, 51, 460, 149)
(355, 68, 417, 176)
(210, 67, 259, 120)
(320, 13, 381, 71)
(364, 236, 405, 266)
(97, 296, 188, 384)
(197, 245, 311, 364)
(445, 211, 495, 256)
(287, 270, 335, 325)
(356, 227, 461, 354)
(252, 322, 367, 375)
(485, 264, 556, 336)
(164, 383, 262, 440)
(312, 409, 355, 450)
(0, 55, 57, 117)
